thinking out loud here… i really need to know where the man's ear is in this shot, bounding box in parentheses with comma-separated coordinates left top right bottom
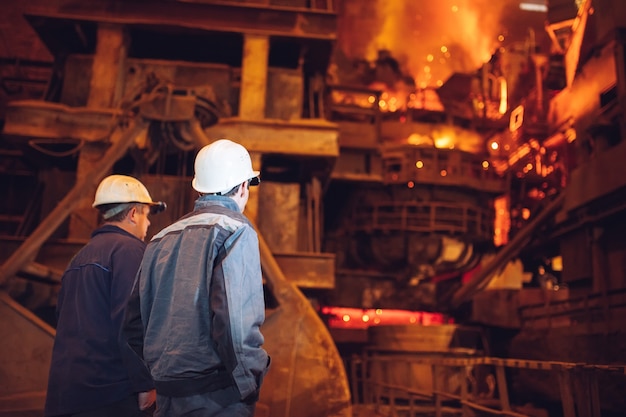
(127, 206, 139, 224)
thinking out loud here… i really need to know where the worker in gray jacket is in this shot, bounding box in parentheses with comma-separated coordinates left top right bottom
(124, 139, 270, 417)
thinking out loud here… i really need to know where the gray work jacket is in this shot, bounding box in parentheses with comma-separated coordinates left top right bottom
(125, 195, 269, 402)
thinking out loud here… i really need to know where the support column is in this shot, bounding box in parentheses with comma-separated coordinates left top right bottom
(239, 34, 268, 223)
(245, 152, 262, 225)
(239, 34, 269, 120)
(614, 33, 626, 144)
(69, 24, 128, 239)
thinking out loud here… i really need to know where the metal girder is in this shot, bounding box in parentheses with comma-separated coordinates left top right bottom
(449, 193, 565, 309)
(201, 117, 340, 157)
(0, 291, 54, 415)
(3, 100, 124, 143)
(25, 0, 337, 58)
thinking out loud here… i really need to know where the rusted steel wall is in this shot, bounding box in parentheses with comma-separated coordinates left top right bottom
(0, 291, 54, 416)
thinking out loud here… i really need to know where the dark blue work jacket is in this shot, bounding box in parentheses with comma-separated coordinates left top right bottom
(45, 225, 153, 416)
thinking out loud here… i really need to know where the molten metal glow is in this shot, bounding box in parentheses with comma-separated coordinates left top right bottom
(321, 306, 449, 329)
(493, 195, 510, 246)
(519, 2, 547, 12)
(499, 77, 508, 114)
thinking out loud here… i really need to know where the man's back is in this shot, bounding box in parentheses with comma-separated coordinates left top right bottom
(46, 226, 146, 416)
(131, 196, 268, 401)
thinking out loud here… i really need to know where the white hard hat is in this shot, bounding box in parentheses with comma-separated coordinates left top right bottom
(192, 139, 260, 194)
(93, 174, 166, 218)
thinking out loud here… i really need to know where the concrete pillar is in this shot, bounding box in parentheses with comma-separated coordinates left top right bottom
(69, 24, 128, 239)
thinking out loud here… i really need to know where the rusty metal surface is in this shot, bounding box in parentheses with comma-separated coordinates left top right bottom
(257, 181, 300, 253)
(0, 291, 53, 414)
(2, 100, 123, 142)
(203, 117, 340, 157)
(255, 219, 352, 417)
(273, 252, 336, 289)
(266, 67, 303, 121)
(564, 135, 626, 212)
(139, 92, 197, 122)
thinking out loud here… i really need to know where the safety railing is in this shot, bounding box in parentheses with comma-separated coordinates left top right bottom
(381, 147, 506, 194)
(519, 287, 626, 330)
(350, 353, 626, 417)
(348, 201, 494, 241)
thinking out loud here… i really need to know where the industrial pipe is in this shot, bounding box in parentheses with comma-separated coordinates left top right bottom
(450, 192, 565, 309)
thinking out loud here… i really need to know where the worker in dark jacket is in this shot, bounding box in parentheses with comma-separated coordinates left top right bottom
(124, 139, 270, 417)
(44, 175, 166, 417)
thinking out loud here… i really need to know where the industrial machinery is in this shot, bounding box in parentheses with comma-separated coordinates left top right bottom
(0, 1, 350, 416)
(2, 0, 626, 416)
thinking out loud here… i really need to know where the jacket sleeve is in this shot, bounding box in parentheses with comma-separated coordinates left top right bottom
(123, 271, 145, 360)
(113, 243, 154, 393)
(210, 224, 269, 401)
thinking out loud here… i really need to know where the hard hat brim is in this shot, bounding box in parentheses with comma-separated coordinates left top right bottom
(149, 201, 167, 215)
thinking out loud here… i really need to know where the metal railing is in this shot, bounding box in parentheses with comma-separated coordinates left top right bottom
(382, 147, 506, 194)
(349, 201, 494, 241)
(519, 287, 626, 330)
(350, 353, 625, 417)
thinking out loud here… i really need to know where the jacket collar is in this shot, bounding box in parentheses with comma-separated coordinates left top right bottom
(194, 194, 241, 213)
(91, 223, 139, 240)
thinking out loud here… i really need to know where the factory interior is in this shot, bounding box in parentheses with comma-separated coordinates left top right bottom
(1, 0, 626, 416)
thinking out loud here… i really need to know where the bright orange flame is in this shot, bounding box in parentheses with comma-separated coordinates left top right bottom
(360, 0, 508, 88)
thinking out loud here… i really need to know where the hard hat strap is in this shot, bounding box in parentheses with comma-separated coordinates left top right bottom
(102, 203, 133, 220)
